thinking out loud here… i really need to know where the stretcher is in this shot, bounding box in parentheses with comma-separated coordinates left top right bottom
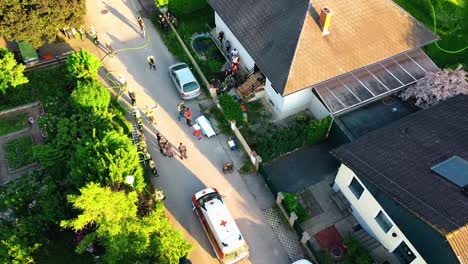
(195, 115, 216, 138)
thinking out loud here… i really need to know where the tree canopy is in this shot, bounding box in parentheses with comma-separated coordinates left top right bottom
(70, 80, 111, 113)
(69, 131, 145, 191)
(0, 0, 86, 48)
(61, 183, 192, 263)
(66, 50, 102, 80)
(0, 48, 28, 94)
(401, 65, 468, 108)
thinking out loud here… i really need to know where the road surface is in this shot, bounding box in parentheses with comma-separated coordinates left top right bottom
(85, 1, 290, 263)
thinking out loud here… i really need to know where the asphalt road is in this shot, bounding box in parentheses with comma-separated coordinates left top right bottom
(85, 1, 290, 263)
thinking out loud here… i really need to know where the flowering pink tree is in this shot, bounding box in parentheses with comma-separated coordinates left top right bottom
(400, 65, 468, 108)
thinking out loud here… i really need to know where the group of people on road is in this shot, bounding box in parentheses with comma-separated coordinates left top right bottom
(177, 102, 193, 126)
(157, 12, 177, 33)
(156, 132, 188, 160)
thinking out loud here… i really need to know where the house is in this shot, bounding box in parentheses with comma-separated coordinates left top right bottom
(331, 95, 468, 264)
(207, 0, 439, 119)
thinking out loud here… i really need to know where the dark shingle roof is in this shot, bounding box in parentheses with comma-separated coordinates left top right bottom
(332, 95, 468, 235)
(208, 0, 438, 95)
(208, 0, 308, 92)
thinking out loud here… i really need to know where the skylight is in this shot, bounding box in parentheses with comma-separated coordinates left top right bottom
(431, 156, 468, 187)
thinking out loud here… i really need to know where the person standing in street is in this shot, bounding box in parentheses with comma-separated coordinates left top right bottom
(137, 16, 145, 37)
(165, 143, 174, 158)
(177, 101, 185, 121)
(184, 107, 192, 126)
(218, 31, 224, 46)
(105, 42, 115, 57)
(147, 55, 156, 70)
(178, 143, 188, 160)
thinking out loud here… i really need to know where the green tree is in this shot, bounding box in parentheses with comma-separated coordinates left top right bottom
(0, 0, 86, 48)
(61, 183, 193, 263)
(66, 50, 102, 80)
(70, 80, 111, 113)
(69, 131, 145, 191)
(0, 48, 28, 94)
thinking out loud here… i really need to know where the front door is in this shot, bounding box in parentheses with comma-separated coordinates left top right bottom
(393, 241, 416, 264)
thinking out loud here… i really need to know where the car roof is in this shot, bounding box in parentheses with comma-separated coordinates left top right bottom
(171, 63, 197, 86)
(193, 188, 217, 201)
(201, 197, 245, 253)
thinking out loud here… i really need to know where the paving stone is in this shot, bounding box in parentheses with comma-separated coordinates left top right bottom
(262, 206, 306, 262)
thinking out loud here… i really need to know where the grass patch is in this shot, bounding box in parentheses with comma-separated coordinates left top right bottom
(4, 136, 36, 170)
(0, 113, 29, 136)
(238, 160, 256, 174)
(0, 65, 73, 116)
(393, 0, 468, 68)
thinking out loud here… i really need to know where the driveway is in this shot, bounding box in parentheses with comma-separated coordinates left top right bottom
(264, 142, 340, 194)
(85, 0, 290, 263)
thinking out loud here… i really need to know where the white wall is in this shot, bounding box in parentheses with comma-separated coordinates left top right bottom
(265, 78, 330, 119)
(214, 12, 330, 119)
(333, 164, 426, 264)
(214, 12, 255, 72)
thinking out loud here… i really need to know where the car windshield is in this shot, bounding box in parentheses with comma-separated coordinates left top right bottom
(224, 244, 248, 261)
(196, 192, 221, 207)
(171, 64, 187, 71)
(183, 81, 199, 92)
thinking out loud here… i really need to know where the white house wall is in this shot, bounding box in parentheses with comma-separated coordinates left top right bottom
(333, 164, 426, 264)
(265, 78, 330, 119)
(214, 12, 255, 72)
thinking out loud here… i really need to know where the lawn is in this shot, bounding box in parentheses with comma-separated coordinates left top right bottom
(0, 113, 29, 136)
(4, 136, 36, 170)
(0, 65, 73, 116)
(394, 0, 468, 68)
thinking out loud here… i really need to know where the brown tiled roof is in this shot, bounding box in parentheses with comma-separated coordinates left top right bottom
(332, 95, 468, 263)
(208, 0, 437, 96)
(447, 226, 468, 264)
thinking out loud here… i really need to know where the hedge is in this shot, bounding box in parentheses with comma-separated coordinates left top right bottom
(218, 94, 244, 126)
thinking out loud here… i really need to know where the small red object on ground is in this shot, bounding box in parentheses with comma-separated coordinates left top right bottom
(43, 54, 54, 60)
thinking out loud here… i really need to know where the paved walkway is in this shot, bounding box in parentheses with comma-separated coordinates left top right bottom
(84, 0, 290, 263)
(262, 206, 306, 262)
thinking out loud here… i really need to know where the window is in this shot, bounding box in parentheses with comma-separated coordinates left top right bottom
(348, 177, 364, 199)
(375, 211, 393, 233)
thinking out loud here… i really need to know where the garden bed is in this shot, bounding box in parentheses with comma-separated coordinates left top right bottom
(0, 113, 29, 136)
(240, 101, 333, 162)
(4, 136, 36, 170)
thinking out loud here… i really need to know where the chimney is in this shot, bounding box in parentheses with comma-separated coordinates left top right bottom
(319, 7, 333, 36)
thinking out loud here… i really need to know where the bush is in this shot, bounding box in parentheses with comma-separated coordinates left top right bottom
(218, 95, 244, 125)
(282, 192, 309, 223)
(342, 236, 373, 264)
(66, 50, 102, 80)
(306, 115, 333, 145)
(209, 107, 231, 134)
(168, 0, 209, 15)
(246, 115, 332, 161)
(70, 80, 111, 113)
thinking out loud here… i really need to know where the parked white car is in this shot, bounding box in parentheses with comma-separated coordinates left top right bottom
(168, 62, 201, 100)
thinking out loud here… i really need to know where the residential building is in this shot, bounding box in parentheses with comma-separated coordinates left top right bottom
(207, 0, 439, 119)
(331, 95, 468, 264)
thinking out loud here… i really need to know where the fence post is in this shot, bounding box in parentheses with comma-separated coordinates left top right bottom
(289, 212, 298, 227)
(276, 192, 284, 205)
(301, 232, 311, 245)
